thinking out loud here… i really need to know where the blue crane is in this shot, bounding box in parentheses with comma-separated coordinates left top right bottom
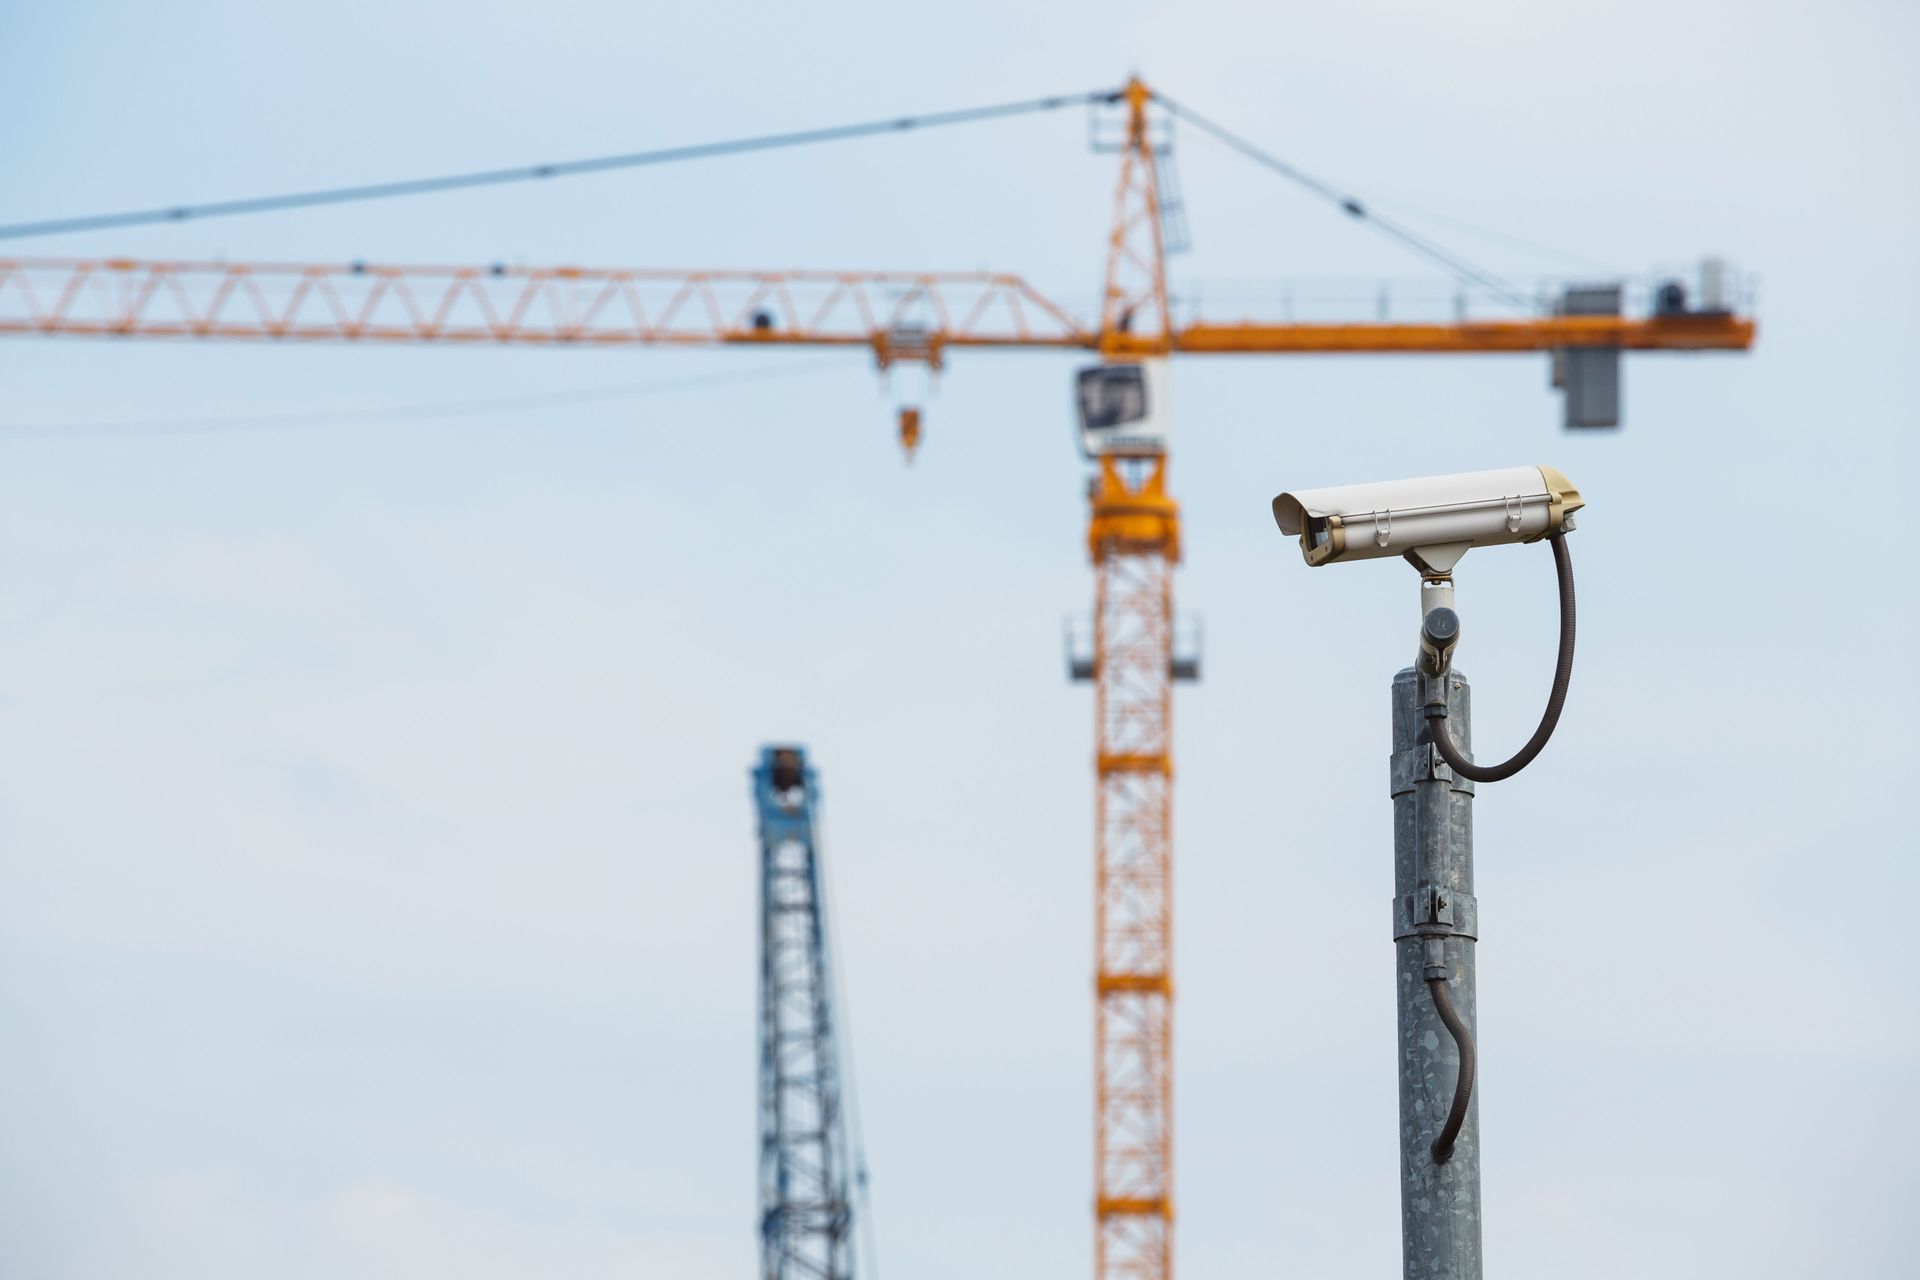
(751, 745, 863, 1280)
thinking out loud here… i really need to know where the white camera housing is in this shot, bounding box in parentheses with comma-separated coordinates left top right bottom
(1273, 465, 1583, 576)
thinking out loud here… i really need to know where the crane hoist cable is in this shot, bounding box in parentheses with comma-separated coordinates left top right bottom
(1152, 92, 1543, 311)
(1355, 196, 1621, 275)
(0, 89, 1117, 242)
(6, 81, 1570, 316)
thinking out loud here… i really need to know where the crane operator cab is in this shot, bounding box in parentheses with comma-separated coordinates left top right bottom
(1075, 358, 1169, 458)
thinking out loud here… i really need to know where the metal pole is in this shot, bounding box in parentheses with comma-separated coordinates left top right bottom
(1391, 666, 1482, 1280)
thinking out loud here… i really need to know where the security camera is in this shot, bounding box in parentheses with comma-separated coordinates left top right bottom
(1271, 465, 1583, 577)
(1271, 463, 1586, 786)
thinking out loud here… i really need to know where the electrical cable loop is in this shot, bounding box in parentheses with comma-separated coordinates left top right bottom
(1426, 532, 1575, 784)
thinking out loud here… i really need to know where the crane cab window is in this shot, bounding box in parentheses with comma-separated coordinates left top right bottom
(1077, 364, 1148, 434)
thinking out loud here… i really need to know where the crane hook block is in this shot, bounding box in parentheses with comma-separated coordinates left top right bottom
(898, 406, 923, 463)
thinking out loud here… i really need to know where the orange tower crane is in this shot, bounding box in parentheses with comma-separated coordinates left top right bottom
(1081, 80, 1182, 1280)
(0, 75, 1754, 1280)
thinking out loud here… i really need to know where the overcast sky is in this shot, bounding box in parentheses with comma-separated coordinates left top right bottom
(0, 2, 1914, 1277)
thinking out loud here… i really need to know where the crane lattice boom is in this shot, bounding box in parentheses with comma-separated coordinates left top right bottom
(0, 256, 1753, 359)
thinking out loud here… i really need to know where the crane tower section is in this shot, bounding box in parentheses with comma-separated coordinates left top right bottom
(752, 745, 857, 1280)
(1077, 76, 1187, 1280)
(1081, 450, 1187, 1280)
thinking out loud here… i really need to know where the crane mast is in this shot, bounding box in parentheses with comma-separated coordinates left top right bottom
(1086, 81, 1181, 1280)
(1085, 455, 1184, 1280)
(752, 745, 857, 1280)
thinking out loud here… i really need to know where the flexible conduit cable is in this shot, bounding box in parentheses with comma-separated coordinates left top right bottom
(1427, 973, 1477, 1164)
(1427, 533, 1576, 784)
(1422, 533, 1575, 1161)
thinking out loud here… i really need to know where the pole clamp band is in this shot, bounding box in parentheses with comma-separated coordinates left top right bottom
(1390, 742, 1475, 797)
(1393, 883, 1479, 941)
(1418, 668, 1456, 713)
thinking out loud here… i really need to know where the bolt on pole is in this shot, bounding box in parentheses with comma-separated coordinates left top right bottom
(1391, 666, 1482, 1280)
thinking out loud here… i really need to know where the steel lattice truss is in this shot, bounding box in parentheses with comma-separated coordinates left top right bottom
(1092, 525, 1176, 1280)
(0, 257, 1755, 361)
(0, 259, 1088, 363)
(753, 748, 856, 1280)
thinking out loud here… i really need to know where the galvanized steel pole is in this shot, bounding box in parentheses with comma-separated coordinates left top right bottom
(1391, 666, 1482, 1280)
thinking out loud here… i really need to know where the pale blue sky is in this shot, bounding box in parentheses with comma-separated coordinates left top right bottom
(0, 2, 1914, 1277)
